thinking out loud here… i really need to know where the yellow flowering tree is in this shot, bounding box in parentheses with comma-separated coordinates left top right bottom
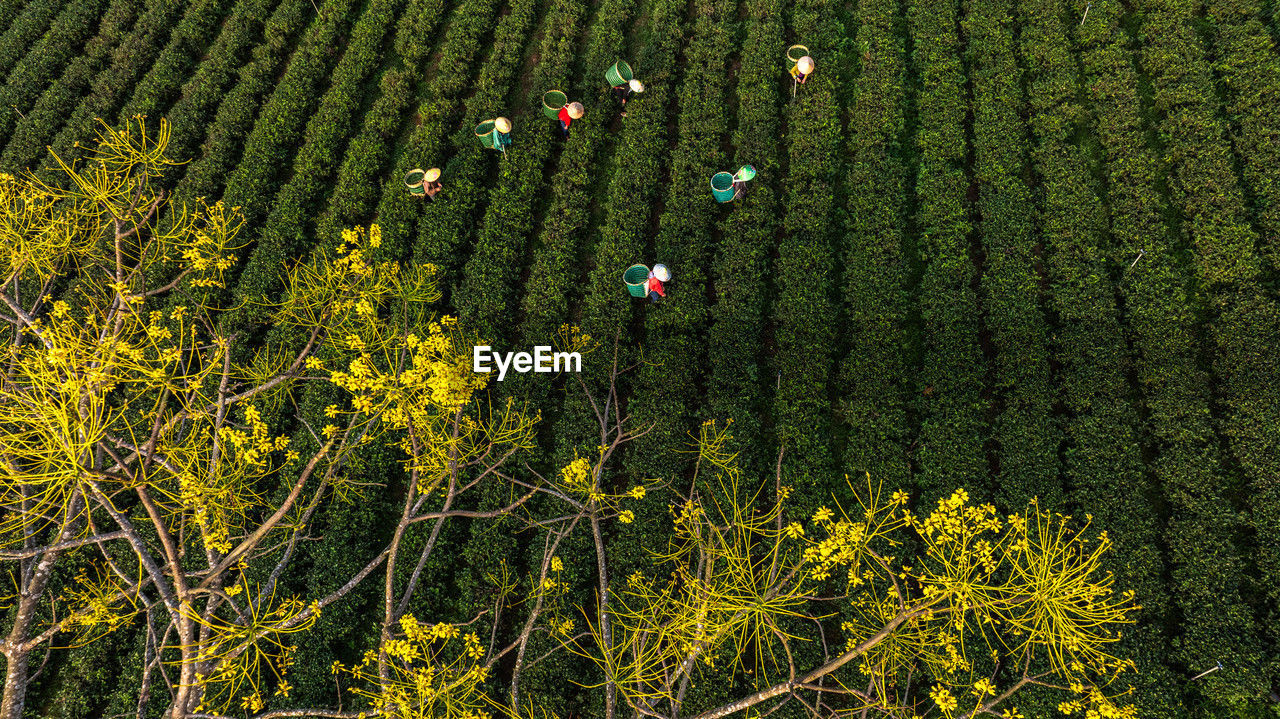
(570, 422, 1139, 719)
(0, 119, 1144, 719)
(0, 119, 546, 719)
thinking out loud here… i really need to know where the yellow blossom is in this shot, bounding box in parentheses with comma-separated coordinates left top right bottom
(930, 686, 958, 714)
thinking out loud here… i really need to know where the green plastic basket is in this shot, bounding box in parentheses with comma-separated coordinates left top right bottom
(475, 120, 496, 148)
(711, 172, 736, 203)
(606, 60, 633, 87)
(624, 264, 650, 297)
(542, 90, 567, 119)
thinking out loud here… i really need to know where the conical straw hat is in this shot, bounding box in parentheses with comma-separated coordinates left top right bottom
(424, 167, 441, 182)
(798, 56, 815, 73)
(567, 102, 584, 118)
(495, 117, 512, 133)
(629, 79, 644, 93)
(653, 263, 671, 282)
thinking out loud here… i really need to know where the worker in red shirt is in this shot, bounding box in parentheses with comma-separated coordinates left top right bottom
(558, 102, 584, 138)
(647, 264, 671, 303)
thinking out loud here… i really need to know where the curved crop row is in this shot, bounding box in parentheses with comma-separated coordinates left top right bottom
(0, 0, 139, 169)
(513, 0, 637, 355)
(115, 0, 238, 121)
(1018, 0, 1176, 713)
(0, 0, 110, 144)
(365, 0, 505, 262)
(160, 0, 325, 209)
(1018, 0, 1175, 712)
(1077, 0, 1265, 705)
(704, 0, 782, 477)
(452, 0, 590, 344)
(906, 0, 984, 507)
(214, 0, 361, 232)
(1134, 0, 1280, 701)
(568, 0, 682, 346)
(38, 0, 230, 175)
(227, 0, 411, 327)
(963, 0, 1060, 510)
(0, 0, 62, 86)
(624, 0, 735, 483)
(311, 0, 446, 245)
(770, 0, 842, 504)
(157, 0, 290, 172)
(1200, 0, 1280, 281)
(838, 0, 910, 493)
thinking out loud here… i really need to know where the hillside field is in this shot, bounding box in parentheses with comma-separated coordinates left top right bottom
(2, 0, 1280, 715)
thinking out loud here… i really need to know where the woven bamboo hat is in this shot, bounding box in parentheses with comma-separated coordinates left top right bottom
(567, 102, 585, 119)
(424, 167, 441, 182)
(494, 117, 512, 133)
(798, 56, 815, 73)
(629, 79, 644, 92)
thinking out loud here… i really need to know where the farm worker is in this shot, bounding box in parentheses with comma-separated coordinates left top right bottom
(790, 55, 815, 84)
(493, 117, 513, 151)
(423, 167, 442, 200)
(731, 165, 755, 200)
(613, 79, 644, 116)
(558, 102, 584, 138)
(647, 263, 671, 303)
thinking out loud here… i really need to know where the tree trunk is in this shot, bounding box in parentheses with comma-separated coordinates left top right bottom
(590, 509, 615, 719)
(0, 494, 85, 718)
(168, 613, 199, 718)
(0, 645, 31, 719)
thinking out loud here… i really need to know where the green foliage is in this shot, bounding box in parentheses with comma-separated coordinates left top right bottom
(367, 0, 505, 262)
(216, 0, 361, 232)
(838, 0, 911, 496)
(30, 0, 193, 176)
(1078, 0, 1266, 706)
(0, 0, 140, 170)
(0, 0, 111, 143)
(453, 0, 587, 345)
(1135, 0, 1280, 702)
(1018, 0, 1176, 712)
(908, 0, 986, 507)
(408, 0, 538, 284)
(115, 0, 236, 121)
(6, 0, 1280, 714)
(228, 0, 409, 326)
(705, 0, 782, 478)
(963, 0, 1061, 512)
(153, 0, 312, 208)
(626, 0, 733, 485)
(312, 0, 447, 245)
